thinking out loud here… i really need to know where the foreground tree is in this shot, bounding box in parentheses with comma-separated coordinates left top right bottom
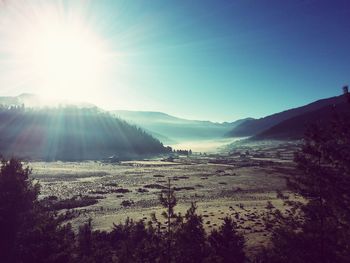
(172, 203, 207, 263)
(110, 218, 162, 263)
(262, 100, 350, 263)
(0, 158, 39, 262)
(159, 178, 178, 262)
(208, 217, 245, 263)
(0, 158, 74, 263)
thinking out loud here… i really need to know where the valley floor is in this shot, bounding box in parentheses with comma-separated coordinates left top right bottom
(30, 143, 300, 256)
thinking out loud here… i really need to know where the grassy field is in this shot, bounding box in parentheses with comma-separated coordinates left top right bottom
(30, 143, 300, 255)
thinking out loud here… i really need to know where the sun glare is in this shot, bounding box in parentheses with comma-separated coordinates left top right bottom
(26, 22, 107, 100)
(0, 1, 110, 102)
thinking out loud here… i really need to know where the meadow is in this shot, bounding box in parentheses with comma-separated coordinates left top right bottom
(31, 142, 298, 255)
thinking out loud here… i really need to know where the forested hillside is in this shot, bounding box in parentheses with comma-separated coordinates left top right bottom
(0, 106, 168, 160)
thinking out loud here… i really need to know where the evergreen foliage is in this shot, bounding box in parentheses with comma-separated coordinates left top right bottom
(0, 107, 168, 160)
(0, 158, 74, 263)
(260, 105, 350, 263)
(208, 217, 245, 263)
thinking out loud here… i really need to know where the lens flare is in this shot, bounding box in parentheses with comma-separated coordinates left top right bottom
(0, 0, 111, 102)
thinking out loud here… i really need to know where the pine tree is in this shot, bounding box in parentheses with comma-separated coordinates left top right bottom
(78, 218, 93, 258)
(173, 202, 207, 263)
(0, 158, 39, 262)
(159, 178, 177, 263)
(263, 95, 350, 263)
(208, 217, 245, 263)
(0, 158, 74, 263)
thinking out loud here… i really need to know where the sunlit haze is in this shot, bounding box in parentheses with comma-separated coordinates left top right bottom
(19, 15, 108, 100)
(0, 1, 112, 103)
(0, 0, 349, 121)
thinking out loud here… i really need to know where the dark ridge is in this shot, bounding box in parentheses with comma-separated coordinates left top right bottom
(227, 95, 347, 137)
(253, 102, 350, 140)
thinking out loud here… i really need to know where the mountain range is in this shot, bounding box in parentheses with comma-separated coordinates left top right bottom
(112, 110, 252, 144)
(1, 92, 349, 158)
(0, 95, 251, 144)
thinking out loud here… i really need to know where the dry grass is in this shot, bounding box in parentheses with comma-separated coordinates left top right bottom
(31, 149, 298, 254)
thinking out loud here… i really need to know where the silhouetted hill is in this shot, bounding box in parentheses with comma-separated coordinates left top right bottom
(253, 101, 350, 140)
(227, 95, 346, 137)
(0, 107, 167, 160)
(112, 110, 251, 143)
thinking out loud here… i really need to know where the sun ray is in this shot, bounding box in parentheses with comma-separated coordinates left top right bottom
(0, 0, 112, 102)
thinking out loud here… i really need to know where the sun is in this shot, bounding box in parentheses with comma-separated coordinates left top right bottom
(1, 1, 110, 102)
(25, 21, 107, 100)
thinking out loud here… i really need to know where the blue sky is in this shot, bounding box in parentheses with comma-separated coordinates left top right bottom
(1, 0, 350, 122)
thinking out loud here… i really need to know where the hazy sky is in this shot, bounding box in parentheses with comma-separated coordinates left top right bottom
(1, 0, 350, 122)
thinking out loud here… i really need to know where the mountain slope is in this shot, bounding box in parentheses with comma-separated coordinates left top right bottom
(253, 101, 350, 140)
(0, 107, 167, 160)
(227, 95, 346, 137)
(112, 110, 251, 143)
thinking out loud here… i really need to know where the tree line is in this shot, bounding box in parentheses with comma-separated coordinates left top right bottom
(0, 107, 169, 161)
